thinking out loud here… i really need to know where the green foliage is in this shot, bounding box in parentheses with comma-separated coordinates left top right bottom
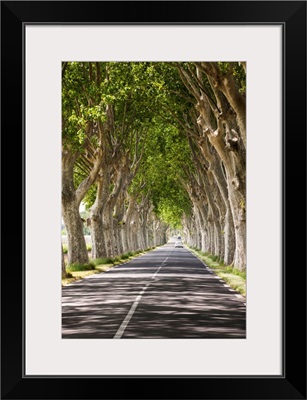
(233, 63, 246, 94)
(92, 257, 114, 266)
(223, 266, 246, 280)
(82, 184, 97, 210)
(63, 271, 73, 278)
(67, 262, 96, 272)
(120, 253, 129, 260)
(62, 62, 218, 233)
(217, 61, 246, 94)
(189, 247, 246, 295)
(129, 117, 192, 228)
(217, 62, 231, 74)
(62, 63, 103, 151)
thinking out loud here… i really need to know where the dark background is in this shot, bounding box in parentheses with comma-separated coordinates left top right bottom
(1, 1, 306, 399)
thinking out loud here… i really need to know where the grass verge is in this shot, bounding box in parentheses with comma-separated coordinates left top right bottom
(62, 270, 101, 286)
(67, 262, 96, 272)
(62, 246, 157, 286)
(188, 247, 246, 297)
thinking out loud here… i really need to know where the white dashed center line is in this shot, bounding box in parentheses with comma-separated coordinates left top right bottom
(113, 256, 168, 339)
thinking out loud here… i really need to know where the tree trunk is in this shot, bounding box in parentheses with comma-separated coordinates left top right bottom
(62, 150, 89, 264)
(210, 133, 246, 269)
(90, 214, 106, 259)
(121, 223, 129, 253)
(177, 62, 246, 269)
(89, 173, 109, 259)
(62, 197, 89, 264)
(103, 204, 115, 257)
(61, 244, 66, 275)
(114, 192, 126, 255)
(123, 193, 137, 251)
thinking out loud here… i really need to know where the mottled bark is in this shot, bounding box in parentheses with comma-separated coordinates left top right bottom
(178, 62, 245, 269)
(89, 170, 110, 259)
(61, 244, 66, 275)
(103, 204, 115, 257)
(195, 65, 246, 270)
(130, 213, 140, 251)
(62, 150, 88, 264)
(121, 195, 136, 252)
(62, 197, 88, 264)
(138, 195, 150, 250)
(199, 62, 246, 148)
(113, 192, 126, 255)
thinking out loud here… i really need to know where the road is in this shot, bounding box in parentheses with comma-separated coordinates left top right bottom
(62, 244, 246, 338)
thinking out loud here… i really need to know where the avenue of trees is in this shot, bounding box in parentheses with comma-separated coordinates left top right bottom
(62, 61, 246, 272)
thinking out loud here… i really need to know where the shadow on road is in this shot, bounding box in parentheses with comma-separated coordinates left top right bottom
(62, 246, 246, 339)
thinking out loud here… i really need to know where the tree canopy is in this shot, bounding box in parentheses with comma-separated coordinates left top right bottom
(62, 61, 246, 270)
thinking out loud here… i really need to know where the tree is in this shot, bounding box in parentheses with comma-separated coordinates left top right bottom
(175, 62, 246, 269)
(62, 62, 106, 264)
(62, 61, 246, 271)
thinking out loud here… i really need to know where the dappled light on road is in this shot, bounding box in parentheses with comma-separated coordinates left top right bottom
(62, 246, 245, 338)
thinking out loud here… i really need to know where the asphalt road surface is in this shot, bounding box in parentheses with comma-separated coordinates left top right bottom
(62, 244, 246, 338)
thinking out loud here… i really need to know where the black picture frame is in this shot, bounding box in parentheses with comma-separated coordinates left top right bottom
(1, 1, 306, 399)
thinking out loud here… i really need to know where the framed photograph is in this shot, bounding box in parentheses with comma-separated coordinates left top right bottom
(1, 1, 306, 399)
